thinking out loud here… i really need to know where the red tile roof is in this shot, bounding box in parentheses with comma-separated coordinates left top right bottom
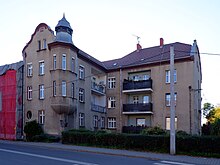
(102, 42, 192, 70)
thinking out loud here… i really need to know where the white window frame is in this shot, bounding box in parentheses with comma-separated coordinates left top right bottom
(79, 113, 85, 127)
(39, 84, 44, 99)
(62, 81, 66, 97)
(166, 117, 177, 130)
(79, 65, 85, 80)
(27, 86, 32, 100)
(53, 54, 56, 70)
(108, 77, 116, 89)
(93, 115, 98, 128)
(39, 61, 44, 75)
(108, 96, 116, 108)
(79, 88, 85, 102)
(101, 117, 105, 128)
(38, 110, 45, 125)
(108, 117, 116, 129)
(62, 54, 66, 70)
(53, 81, 56, 96)
(166, 70, 177, 83)
(165, 93, 177, 106)
(27, 63, 33, 77)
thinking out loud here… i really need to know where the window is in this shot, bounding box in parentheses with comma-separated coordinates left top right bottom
(79, 113, 85, 127)
(27, 63, 33, 77)
(38, 40, 41, 50)
(108, 77, 116, 89)
(62, 54, 66, 70)
(79, 65, 85, 79)
(108, 117, 116, 129)
(165, 93, 177, 106)
(38, 110, 45, 124)
(39, 61, 44, 75)
(27, 111, 32, 120)
(101, 117, 105, 128)
(62, 81, 66, 97)
(53, 81, 56, 96)
(143, 96, 149, 104)
(79, 88, 85, 102)
(53, 54, 56, 70)
(27, 86, 32, 100)
(71, 57, 75, 72)
(39, 84, 44, 99)
(43, 39, 47, 49)
(165, 70, 177, 83)
(133, 96, 139, 104)
(166, 117, 177, 130)
(71, 82, 74, 98)
(93, 115, 98, 128)
(108, 96, 116, 108)
(137, 118, 145, 126)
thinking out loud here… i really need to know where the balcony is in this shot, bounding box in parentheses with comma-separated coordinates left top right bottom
(91, 104, 106, 113)
(123, 103, 153, 114)
(123, 79, 153, 93)
(51, 96, 77, 114)
(91, 81, 105, 95)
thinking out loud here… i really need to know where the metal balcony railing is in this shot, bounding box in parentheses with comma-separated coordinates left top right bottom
(91, 103, 106, 113)
(123, 79, 152, 91)
(123, 103, 153, 113)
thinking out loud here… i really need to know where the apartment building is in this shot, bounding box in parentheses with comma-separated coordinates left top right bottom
(103, 39, 202, 135)
(22, 15, 107, 135)
(22, 16, 201, 135)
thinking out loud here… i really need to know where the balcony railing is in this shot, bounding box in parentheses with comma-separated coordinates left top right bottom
(123, 79, 152, 92)
(123, 103, 153, 114)
(91, 103, 106, 113)
(91, 81, 105, 95)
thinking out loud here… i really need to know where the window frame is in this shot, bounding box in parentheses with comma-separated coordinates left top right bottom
(53, 81, 56, 96)
(53, 54, 56, 70)
(27, 63, 33, 77)
(93, 115, 98, 128)
(71, 82, 74, 98)
(62, 54, 66, 70)
(43, 39, 47, 49)
(39, 84, 44, 100)
(101, 117, 105, 128)
(108, 77, 116, 89)
(166, 117, 177, 130)
(108, 117, 116, 129)
(79, 113, 85, 127)
(38, 110, 45, 125)
(62, 80, 67, 97)
(165, 69, 177, 83)
(79, 65, 85, 80)
(39, 61, 44, 75)
(79, 88, 85, 102)
(38, 40, 41, 50)
(165, 93, 177, 106)
(108, 96, 116, 108)
(27, 86, 32, 100)
(71, 57, 75, 72)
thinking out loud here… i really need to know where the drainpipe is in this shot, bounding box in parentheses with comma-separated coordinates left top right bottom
(119, 67, 123, 132)
(189, 86, 192, 134)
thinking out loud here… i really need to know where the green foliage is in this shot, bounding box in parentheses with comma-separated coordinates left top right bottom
(203, 102, 214, 118)
(62, 129, 220, 157)
(31, 134, 60, 142)
(210, 118, 220, 136)
(176, 130, 189, 137)
(24, 120, 44, 141)
(141, 126, 168, 135)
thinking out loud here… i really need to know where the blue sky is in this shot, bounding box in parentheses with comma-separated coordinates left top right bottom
(1, 0, 220, 105)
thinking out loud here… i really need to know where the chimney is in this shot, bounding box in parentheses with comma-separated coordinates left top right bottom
(160, 38, 164, 48)
(137, 43, 142, 51)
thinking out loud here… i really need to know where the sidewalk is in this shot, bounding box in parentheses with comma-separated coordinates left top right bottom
(1, 140, 220, 165)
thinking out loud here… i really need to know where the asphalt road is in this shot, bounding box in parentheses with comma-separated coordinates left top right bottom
(0, 142, 200, 165)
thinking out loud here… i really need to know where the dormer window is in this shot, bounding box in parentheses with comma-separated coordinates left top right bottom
(43, 39, 47, 49)
(38, 40, 41, 50)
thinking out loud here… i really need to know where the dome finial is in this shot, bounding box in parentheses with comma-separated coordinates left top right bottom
(63, 13, 65, 18)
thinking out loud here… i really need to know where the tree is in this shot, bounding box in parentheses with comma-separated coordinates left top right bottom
(206, 107, 220, 123)
(202, 102, 214, 118)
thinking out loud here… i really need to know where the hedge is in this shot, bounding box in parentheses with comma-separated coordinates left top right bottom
(62, 130, 220, 156)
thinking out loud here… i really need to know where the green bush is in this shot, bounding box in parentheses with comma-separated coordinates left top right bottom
(62, 129, 220, 157)
(32, 134, 60, 142)
(24, 120, 44, 141)
(141, 126, 168, 135)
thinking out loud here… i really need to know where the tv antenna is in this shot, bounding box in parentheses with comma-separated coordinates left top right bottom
(132, 34, 141, 44)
